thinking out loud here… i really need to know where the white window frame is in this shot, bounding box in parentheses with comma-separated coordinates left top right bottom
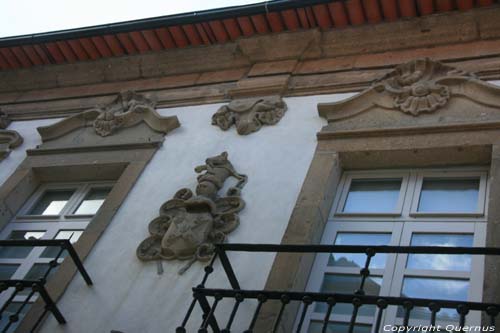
(298, 167, 489, 333)
(409, 170, 488, 218)
(333, 171, 410, 218)
(0, 181, 113, 307)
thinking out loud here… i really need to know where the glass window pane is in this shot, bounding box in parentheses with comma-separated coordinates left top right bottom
(328, 233, 391, 269)
(407, 234, 473, 271)
(308, 321, 372, 333)
(41, 230, 83, 258)
(315, 274, 382, 316)
(398, 277, 469, 321)
(73, 188, 111, 215)
(23, 263, 54, 280)
(343, 179, 401, 213)
(0, 264, 19, 279)
(0, 231, 44, 258)
(29, 190, 74, 215)
(418, 178, 479, 213)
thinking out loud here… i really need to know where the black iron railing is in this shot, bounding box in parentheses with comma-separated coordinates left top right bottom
(0, 239, 92, 333)
(177, 244, 500, 333)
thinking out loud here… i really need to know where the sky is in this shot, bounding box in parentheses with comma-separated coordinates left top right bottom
(0, 0, 265, 38)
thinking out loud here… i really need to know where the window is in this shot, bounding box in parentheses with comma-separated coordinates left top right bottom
(300, 168, 487, 332)
(0, 182, 113, 331)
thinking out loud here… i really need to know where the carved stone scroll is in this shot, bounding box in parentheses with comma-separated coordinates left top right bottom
(136, 152, 247, 274)
(37, 91, 180, 142)
(0, 111, 23, 161)
(212, 96, 287, 135)
(0, 110, 10, 129)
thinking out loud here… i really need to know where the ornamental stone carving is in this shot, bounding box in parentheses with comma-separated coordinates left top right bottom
(92, 91, 157, 136)
(212, 96, 287, 135)
(0, 111, 23, 161)
(0, 110, 10, 129)
(136, 152, 247, 274)
(372, 58, 474, 116)
(37, 91, 180, 142)
(318, 58, 500, 139)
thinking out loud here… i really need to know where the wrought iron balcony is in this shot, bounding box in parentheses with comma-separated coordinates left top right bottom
(177, 243, 500, 333)
(0, 239, 92, 333)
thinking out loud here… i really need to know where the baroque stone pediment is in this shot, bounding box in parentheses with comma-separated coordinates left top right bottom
(38, 91, 179, 141)
(318, 58, 500, 138)
(318, 58, 500, 139)
(33, 91, 180, 153)
(212, 96, 287, 135)
(136, 152, 247, 274)
(0, 111, 23, 161)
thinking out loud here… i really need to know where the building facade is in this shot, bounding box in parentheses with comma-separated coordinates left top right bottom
(1, 1, 500, 332)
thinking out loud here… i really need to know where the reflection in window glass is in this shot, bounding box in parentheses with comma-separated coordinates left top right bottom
(0, 231, 44, 258)
(0, 264, 19, 279)
(29, 190, 74, 215)
(308, 321, 372, 333)
(24, 263, 52, 280)
(316, 274, 382, 315)
(418, 178, 479, 213)
(407, 234, 473, 271)
(0, 302, 30, 333)
(74, 188, 111, 215)
(41, 230, 83, 258)
(399, 277, 469, 321)
(343, 179, 401, 213)
(329, 233, 391, 269)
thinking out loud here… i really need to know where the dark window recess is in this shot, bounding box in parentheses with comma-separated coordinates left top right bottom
(176, 244, 500, 333)
(0, 239, 92, 333)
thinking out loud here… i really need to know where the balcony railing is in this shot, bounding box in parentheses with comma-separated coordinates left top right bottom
(177, 244, 500, 333)
(0, 239, 92, 333)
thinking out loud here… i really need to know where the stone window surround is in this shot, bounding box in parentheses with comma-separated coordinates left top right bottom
(0, 147, 157, 332)
(254, 138, 500, 332)
(300, 166, 489, 330)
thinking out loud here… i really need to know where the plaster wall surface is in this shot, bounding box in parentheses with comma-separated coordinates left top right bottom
(0, 118, 60, 184)
(25, 92, 354, 333)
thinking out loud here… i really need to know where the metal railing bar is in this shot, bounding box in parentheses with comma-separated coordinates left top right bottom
(374, 299, 387, 333)
(33, 283, 65, 324)
(196, 293, 221, 333)
(179, 298, 197, 330)
(246, 294, 267, 332)
(272, 295, 290, 333)
(200, 294, 222, 331)
(348, 298, 361, 333)
(321, 297, 336, 333)
(0, 240, 93, 286)
(30, 308, 49, 332)
(224, 294, 243, 332)
(0, 286, 18, 315)
(193, 288, 500, 312)
(215, 243, 500, 255)
(179, 244, 500, 331)
(62, 241, 92, 286)
(215, 247, 241, 290)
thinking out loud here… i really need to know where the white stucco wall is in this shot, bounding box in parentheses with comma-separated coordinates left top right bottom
(0, 118, 60, 185)
(2, 93, 354, 333)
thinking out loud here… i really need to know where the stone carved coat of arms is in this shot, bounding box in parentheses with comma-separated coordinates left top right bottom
(136, 152, 247, 274)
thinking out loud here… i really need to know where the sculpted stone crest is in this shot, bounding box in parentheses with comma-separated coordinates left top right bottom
(0, 111, 23, 161)
(212, 96, 287, 135)
(372, 58, 474, 115)
(136, 152, 247, 274)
